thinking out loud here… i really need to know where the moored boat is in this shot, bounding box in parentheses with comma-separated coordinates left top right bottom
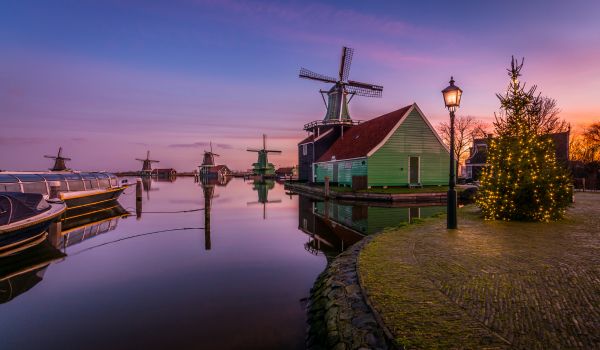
(0, 172, 127, 212)
(0, 192, 66, 257)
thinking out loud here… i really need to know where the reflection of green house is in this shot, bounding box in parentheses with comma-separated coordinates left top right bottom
(313, 104, 450, 188)
(313, 201, 445, 235)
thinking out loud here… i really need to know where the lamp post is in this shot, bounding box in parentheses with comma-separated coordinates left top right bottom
(442, 77, 462, 229)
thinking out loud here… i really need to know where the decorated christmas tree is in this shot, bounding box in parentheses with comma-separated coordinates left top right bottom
(477, 57, 571, 221)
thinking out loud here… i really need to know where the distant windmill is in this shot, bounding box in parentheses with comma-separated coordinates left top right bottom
(200, 142, 219, 176)
(299, 46, 383, 122)
(45, 147, 71, 171)
(136, 150, 159, 175)
(247, 134, 281, 177)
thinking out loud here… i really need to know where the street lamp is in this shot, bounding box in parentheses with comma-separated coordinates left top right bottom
(442, 76, 462, 229)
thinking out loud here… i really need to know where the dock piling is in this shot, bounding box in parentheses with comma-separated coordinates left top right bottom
(324, 176, 330, 199)
(136, 178, 142, 219)
(48, 181, 62, 202)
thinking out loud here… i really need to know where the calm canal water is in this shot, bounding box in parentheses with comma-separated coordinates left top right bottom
(0, 177, 444, 350)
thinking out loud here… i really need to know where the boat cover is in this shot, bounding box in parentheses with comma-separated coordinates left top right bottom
(0, 193, 50, 226)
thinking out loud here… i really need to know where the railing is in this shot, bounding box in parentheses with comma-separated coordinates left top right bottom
(0, 172, 119, 195)
(303, 119, 363, 131)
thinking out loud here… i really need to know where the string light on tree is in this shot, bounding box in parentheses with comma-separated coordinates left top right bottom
(476, 57, 571, 222)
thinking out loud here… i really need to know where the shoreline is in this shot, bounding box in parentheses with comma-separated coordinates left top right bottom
(285, 182, 450, 203)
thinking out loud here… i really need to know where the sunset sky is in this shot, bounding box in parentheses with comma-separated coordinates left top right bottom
(1, 0, 599, 171)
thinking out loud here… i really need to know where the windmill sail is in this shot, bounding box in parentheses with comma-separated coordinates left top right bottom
(299, 46, 383, 124)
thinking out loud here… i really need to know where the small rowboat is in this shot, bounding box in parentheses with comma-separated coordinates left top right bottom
(0, 193, 66, 257)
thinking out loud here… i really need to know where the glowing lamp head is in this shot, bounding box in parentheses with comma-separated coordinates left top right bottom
(442, 76, 462, 111)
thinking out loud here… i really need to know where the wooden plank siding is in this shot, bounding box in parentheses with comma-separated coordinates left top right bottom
(314, 158, 367, 185)
(367, 109, 449, 187)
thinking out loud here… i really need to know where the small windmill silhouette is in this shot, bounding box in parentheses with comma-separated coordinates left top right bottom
(44, 147, 71, 171)
(136, 150, 159, 174)
(200, 142, 219, 175)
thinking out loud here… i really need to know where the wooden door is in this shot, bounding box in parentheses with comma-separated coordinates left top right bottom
(332, 162, 339, 182)
(409, 156, 419, 184)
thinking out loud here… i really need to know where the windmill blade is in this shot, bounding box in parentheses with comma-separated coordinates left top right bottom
(346, 80, 383, 98)
(62, 157, 72, 161)
(44, 155, 57, 159)
(339, 47, 354, 82)
(265, 150, 282, 154)
(299, 68, 337, 84)
(135, 158, 145, 161)
(247, 149, 261, 152)
(212, 153, 220, 157)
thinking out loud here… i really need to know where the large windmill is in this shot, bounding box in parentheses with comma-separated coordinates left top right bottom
(299, 46, 383, 125)
(247, 134, 281, 177)
(45, 147, 71, 171)
(136, 151, 159, 175)
(199, 142, 219, 176)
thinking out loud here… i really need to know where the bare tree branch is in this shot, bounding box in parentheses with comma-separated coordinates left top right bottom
(437, 116, 491, 171)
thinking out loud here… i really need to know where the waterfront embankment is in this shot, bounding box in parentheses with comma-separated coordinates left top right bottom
(285, 182, 458, 203)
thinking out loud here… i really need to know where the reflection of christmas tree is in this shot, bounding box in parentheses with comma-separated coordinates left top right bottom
(477, 57, 571, 221)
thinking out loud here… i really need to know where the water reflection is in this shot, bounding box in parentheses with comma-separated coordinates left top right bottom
(0, 203, 129, 305)
(247, 179, 282, 219)
(299, 196, 445, 260)
(54, 203, 130, 252)
(0, 240, 65, 304)
(0, 177, 447, 349)
(198, 175, 232, 250)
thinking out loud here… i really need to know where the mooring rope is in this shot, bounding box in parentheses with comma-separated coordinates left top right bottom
(66, 227, 205, 257)
(128, 207, 205, 214)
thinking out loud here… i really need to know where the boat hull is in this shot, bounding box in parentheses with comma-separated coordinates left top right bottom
(62, 187, 126, 212)
(0, 202, 66, 257)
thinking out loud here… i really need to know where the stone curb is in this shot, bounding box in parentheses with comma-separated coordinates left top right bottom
(355, 237, 401, 350)
(306, 237, 397, 350)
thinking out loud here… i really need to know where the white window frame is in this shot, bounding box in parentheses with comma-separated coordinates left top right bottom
(302, 144, 307, 156)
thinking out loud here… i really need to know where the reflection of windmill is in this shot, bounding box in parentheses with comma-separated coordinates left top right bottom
(247, 179, 281, 220)
(141, 176, 160, 200)
(44, 147, 71, 171)
(299, 46, 383, 122)
(136, 150, 159, 175)
(247, 134, 281, 177)
(199, 178, 218, 250)
(200, 142, 219, 176)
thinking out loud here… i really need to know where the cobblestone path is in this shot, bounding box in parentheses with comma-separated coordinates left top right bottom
(359, 192, 600, 349)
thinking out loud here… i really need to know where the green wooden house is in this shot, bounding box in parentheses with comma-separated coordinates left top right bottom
(313, 103, 449, 188)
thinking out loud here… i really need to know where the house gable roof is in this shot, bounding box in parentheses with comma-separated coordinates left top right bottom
(316, 105, 413, 162)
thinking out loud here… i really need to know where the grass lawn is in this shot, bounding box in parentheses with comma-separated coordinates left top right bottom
(358, 192, 600, 349)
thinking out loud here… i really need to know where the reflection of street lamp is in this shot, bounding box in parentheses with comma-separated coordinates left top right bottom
(442, 77, 462, 229)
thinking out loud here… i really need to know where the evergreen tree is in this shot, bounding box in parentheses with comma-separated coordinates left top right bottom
(477, 57, 571, 221)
